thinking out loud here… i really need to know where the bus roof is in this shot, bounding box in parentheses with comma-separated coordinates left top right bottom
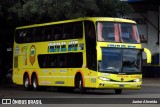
(16, 17, 136, 29)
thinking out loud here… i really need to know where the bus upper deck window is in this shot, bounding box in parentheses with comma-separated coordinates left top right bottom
(53, 26, 62, 40)
(97, 22, 140, 43)
(97, 22, 117, 42)
(120, 24, 140, 43)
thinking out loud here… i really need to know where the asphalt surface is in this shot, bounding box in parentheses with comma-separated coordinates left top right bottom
(0, 78, 160, 107)
(142, 78, 160, 87)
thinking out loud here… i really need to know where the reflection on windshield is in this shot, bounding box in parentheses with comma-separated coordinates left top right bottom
(99, 48, 121, 73)
(99, 48, 141, 73)
(97, 22, 140, 43)
(123, 49, 141, 72)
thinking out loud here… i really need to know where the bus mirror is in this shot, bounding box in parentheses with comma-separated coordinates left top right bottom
(143, 48, 152, 63)
(97, 48, 102, 61)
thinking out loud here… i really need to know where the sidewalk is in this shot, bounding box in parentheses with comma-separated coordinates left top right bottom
(142, 78, 160, 87)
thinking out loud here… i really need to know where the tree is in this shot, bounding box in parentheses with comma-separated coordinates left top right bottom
(8, 0, 133, 24)
(0, 0, 17, 84)
(0, 0, 133, 84)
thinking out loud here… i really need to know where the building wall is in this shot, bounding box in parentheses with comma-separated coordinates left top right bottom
(147, 11, 159, 55)
(159, 6, 160, 64)
(124, 10, 159, 60)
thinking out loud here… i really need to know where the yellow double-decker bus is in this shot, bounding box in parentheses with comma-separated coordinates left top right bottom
(12, 17, 151, 94)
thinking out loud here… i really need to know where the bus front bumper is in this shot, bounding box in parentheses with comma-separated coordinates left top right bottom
(97, 81, 142, 89)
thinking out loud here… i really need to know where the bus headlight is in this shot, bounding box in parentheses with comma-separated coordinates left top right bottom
(98, 77, 110, 81)
(133, 79, 142, 82)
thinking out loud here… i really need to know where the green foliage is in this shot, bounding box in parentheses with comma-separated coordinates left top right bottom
(0, 0, 133, 83)
(7, 0, 133, 23)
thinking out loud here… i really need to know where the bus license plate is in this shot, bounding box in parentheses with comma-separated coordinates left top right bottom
(119, 84, 124, 88)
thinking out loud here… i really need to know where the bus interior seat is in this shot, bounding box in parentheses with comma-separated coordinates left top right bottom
(107, 33, 114, 41)
(122, 33, 129, 41)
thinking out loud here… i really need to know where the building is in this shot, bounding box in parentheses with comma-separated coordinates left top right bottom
(121, 0, 160, 77)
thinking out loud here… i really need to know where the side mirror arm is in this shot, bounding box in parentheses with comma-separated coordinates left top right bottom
(143, 48, 152, 63)
(97, 47, 102, 61)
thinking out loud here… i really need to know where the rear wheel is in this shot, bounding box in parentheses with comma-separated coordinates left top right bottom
(32, 75, 39, 91)
(115, 89, 122, 94)
(23, 75, 32, 91)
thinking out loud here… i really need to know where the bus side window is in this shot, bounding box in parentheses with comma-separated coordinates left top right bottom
(59, 54, 67, 68)
(62, 23, 73, 39)
(18, 29, 30, 43)
(66, 54, 73, 68)
(38, 55, 46, 68)
(15, 30, 22, 43)
(49, 55, 57, 67)
(16, 29, 34, 43)
(41, 28, 45, 41)
(72, 53, 83, 67)
(66, 53, 83, 68)
(33, 28, 37, 42)
(26, 29, 33, 43)
(42, 27, 52, 41)
(33, 27, 42, 42)
(22, 30, 27, 43)
(38, 53, 83, 68)
(73, 22, 83, 38)
(50, 58, 57, 67)
(53, 25, 62, 40)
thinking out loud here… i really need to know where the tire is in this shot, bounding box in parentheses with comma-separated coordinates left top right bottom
(23, 75, 32, 91)
(115, 89, 122, 94)
(77, 76, 85, 93)
(32, 75, 39, 91)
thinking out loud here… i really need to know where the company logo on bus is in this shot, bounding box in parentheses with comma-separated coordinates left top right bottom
(30, 45, 36, 65)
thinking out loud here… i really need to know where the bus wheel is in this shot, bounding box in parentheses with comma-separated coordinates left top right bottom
(115, 89, 122, 94)
(32, 75, 39, 91)
(23, 75, 32, 91)
(77, 76, 85, 93)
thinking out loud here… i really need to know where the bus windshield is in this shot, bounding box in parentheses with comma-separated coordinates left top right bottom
(97, 22, 140, 43)
(98, 48, 142, 74)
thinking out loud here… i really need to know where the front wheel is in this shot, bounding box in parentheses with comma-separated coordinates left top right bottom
(77, 76, 85, 93)
(115, 89, 122, 94)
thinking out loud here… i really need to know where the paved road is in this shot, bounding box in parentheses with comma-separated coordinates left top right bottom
(0, 78, 160, 107)
(1, 78, 160, 98)
(0, 85, 160, 98)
